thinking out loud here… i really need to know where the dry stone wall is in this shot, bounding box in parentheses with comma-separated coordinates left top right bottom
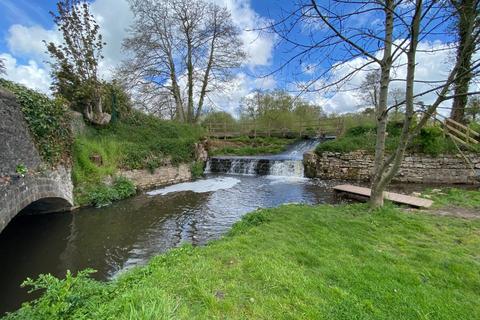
(120, 164, 192, 190)
(304, 151, 480, 184)
(0, 88, 42, 176)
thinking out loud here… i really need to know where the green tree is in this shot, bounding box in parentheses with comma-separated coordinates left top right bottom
(45, 0, 109, 125)
(466, 96, 480, 121)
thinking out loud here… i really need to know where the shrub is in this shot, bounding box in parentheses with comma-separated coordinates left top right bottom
(190, 161, 205, 179)
(85, 177, 136, 207)
(3, 269, 108, 320)
(316, 122, 459, 156)
(412, 126, 455, 156)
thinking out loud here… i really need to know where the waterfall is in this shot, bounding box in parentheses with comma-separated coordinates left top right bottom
(205, 138, 320, 177)
(269, 160, 304, 177)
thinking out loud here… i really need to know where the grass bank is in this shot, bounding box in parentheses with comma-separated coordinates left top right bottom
(421, 188, 480, 209)
(6, 203, 480, 319)
(73, 111, 204, 206)
(316, 122, 478, 156)
(208, 136, 297, 156)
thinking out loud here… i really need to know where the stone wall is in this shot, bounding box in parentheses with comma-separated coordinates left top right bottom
(119, 164, 192, 190)
(0, 88, 42, 176)
(304, 151, 480, 184)
(0, 166, 74, 233)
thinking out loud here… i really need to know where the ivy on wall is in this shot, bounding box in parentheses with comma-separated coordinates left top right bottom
(0, 79, 72, 166)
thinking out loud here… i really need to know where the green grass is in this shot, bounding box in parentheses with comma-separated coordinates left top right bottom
(209, 136, 297, 156)
(6, 204, 480, 319)
(317, 122, 462, 156)
(422, 188, 480, 209)
(72, 111, 205, 205)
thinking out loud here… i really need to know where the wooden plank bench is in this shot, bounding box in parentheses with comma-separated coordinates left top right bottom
(333, 184, 433, 208)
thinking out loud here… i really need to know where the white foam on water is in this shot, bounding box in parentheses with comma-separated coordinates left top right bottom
(147, 177, 241, 196)
(269, 160, 304, 177)
(266, 175, 309, 184)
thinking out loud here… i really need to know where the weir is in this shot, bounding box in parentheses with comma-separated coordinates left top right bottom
(205, 139, 321, 177)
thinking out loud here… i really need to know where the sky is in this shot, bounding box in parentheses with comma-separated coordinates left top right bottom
(0, 0, 469, 115)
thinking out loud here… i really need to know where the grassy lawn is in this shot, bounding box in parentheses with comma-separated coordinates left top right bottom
(7, 203, 480, 319)
(421, 188, 480, 209)
(208, 136, 297, 156)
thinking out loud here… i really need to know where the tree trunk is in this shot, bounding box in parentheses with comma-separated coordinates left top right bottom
(370, 0, 423, 208)
(450, 0, 476, 124)
(370, 0, 395, 207)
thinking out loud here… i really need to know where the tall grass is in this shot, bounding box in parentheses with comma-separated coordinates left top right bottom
(72, 111, 205, 205)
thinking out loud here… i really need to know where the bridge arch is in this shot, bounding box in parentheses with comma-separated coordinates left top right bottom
(0, 166, 73, 233)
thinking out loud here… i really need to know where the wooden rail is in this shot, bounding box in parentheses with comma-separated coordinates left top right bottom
(205, 118, 344, 139)
(433, 113, 480, 148)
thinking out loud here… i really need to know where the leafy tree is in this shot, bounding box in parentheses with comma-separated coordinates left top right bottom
(45, 0, 109, 125)
(238, 90, 324, 134)
(466, 96, 480, 121)
(202, 111, 237, 131)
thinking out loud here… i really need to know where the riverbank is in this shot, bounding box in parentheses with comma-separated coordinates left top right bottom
(72, 111, 205, 206)
(5, 195, 480, 319)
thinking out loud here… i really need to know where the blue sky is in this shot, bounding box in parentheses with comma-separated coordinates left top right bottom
(0, 0, 463, 114)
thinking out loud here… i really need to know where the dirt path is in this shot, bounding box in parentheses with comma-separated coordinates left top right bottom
(410, 206, 480, 219)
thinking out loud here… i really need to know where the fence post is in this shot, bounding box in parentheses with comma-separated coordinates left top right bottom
(224, 120, 227, 141)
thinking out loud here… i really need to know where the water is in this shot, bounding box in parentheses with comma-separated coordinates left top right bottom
(0, 174, 341, 314)
(206, 139, 320, 176)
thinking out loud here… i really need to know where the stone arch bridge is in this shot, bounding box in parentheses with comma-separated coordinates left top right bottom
(0, 88, 73, 233)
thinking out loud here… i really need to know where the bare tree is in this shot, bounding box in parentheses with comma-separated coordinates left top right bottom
(45, 0, 110, 125)
(359, 70, 381, 111)
(360, 71, 406, 118)
(270, 0, 480, 207)
(121, 0, 246, 124)
(450, 0, 480, 123)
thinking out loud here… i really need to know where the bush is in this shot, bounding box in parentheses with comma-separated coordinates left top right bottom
(412, 126, 455, 156)
(3, 269, 108, 320)
(316, 122, 458, 156)
(85, 177, 136, 208)
(190, 161, 205, 179)
(0, 79, 72, 166)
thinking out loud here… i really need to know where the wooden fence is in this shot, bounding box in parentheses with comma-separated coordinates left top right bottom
(205, 118, 345, 139)
(433, 113, 479, 148)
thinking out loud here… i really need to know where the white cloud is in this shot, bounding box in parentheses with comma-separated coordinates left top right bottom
(0, 53, 51, 93)
(90, 0, 133, 78)
(214, 0, 275, 67)
(253, 75, 276, 90)
(301, 40, 478, 115)
(7, 24, 59, 58)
